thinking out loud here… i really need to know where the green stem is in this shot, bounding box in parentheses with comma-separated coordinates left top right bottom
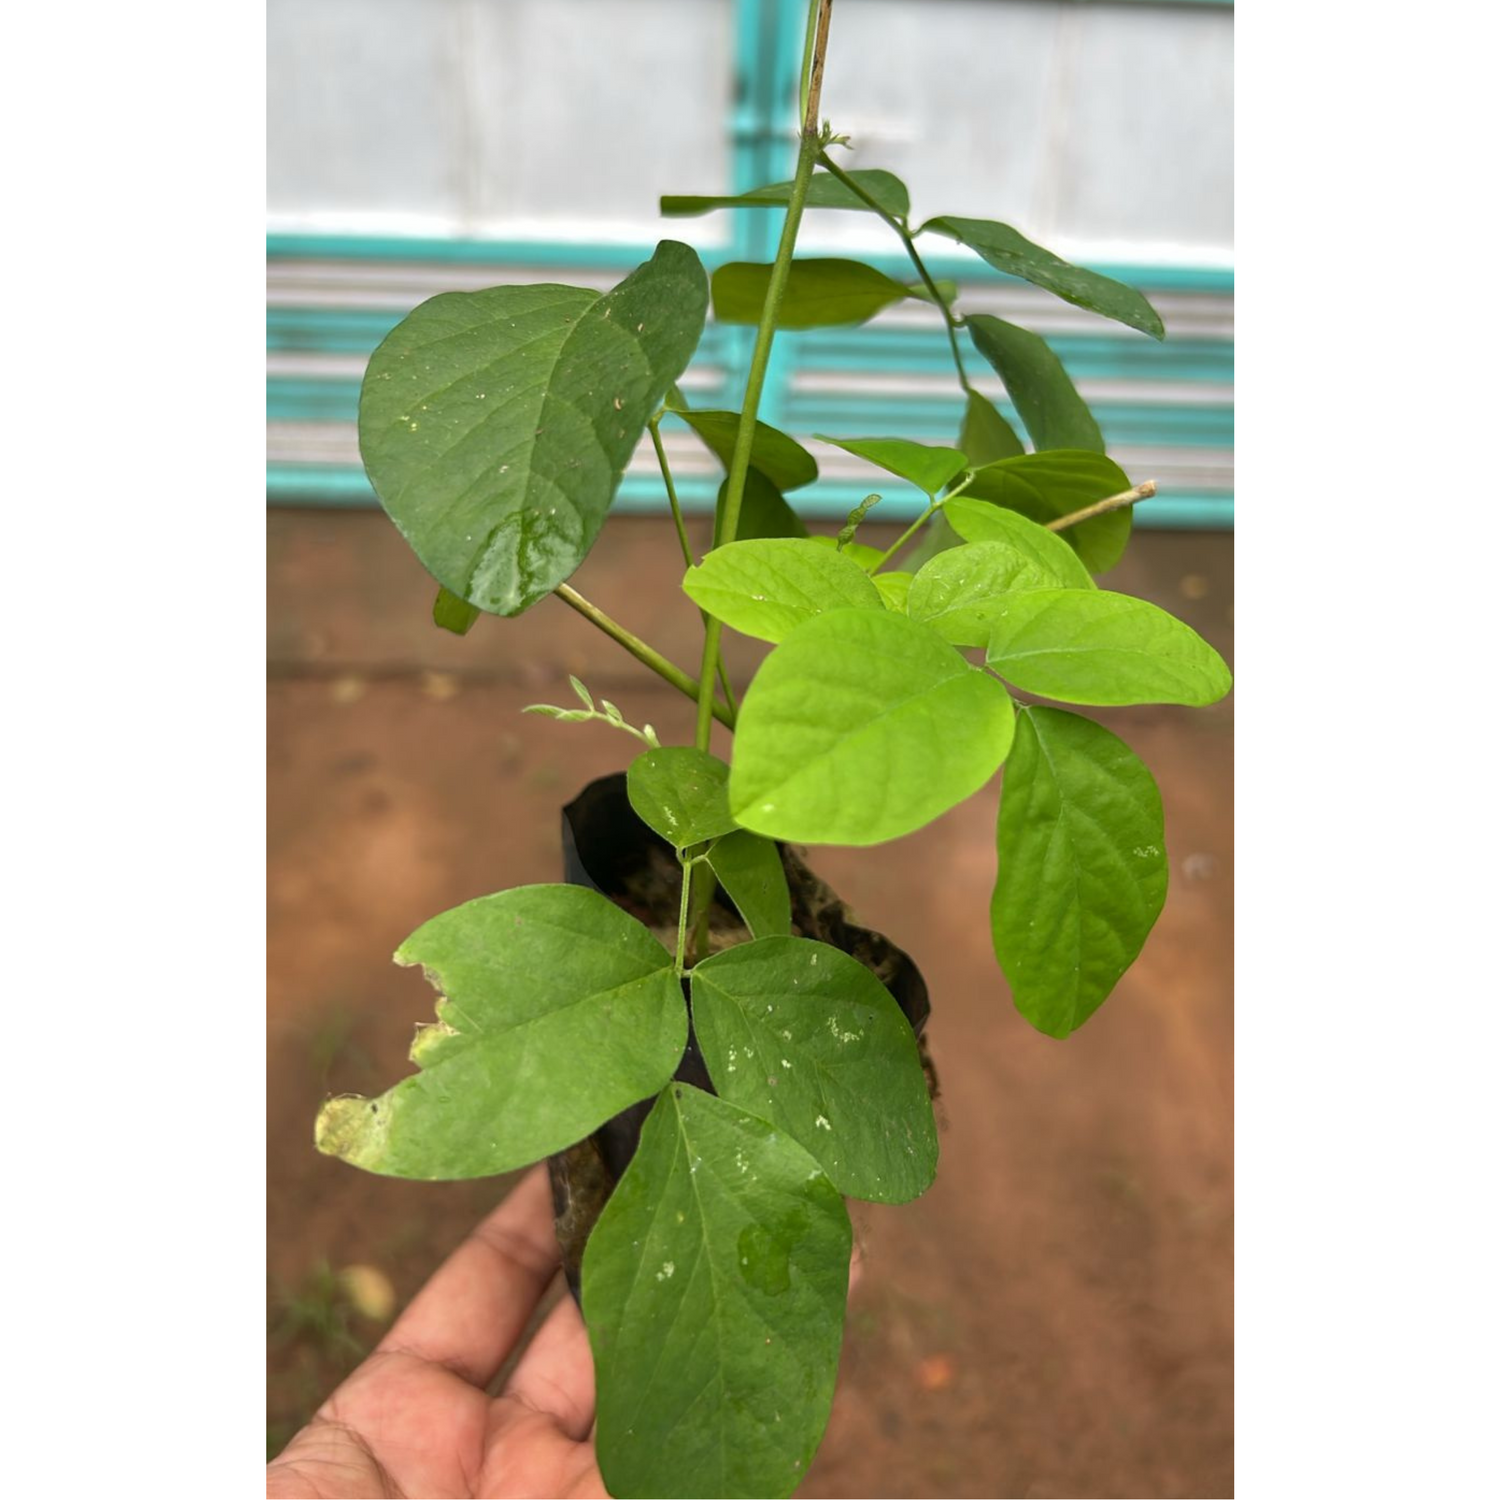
(816, 149, 973, 395)
(554, 584, 734, 728)
(694, 4, 833, 751)
(867, 472, 977, 572)
(674, 852, 695, 976)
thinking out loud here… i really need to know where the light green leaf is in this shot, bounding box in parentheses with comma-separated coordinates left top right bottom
(963, 449, 1133, 573)
(675, 409, 818, 492)
(814, 435, 968, 496)
(966, 314, 1104, 454)
(627, 747, 737, 848)
(359, 242, 707, 616)
(922, 216, 1165, 339)
(432, 585, 480, 635)
(985, 590, 1233, 706)
(713, 259, 915, 329)
(941, 501, 1096, 589)
(808, 535, 884, 570)
(730, 609, 1016, 846)
(682, 538, 883, 644)
(661, 168, 910, 219)
(692, 938, 937, 1203)
(907, 539, 1093, 647)
(873, 571, 913, 611)
(584, 1084, 850, 1500)
(314, 886, 684, 1178)
(707, 830, 791, 939)
(994, 709, 1168, 1036)
(960, 389, 1025, 464)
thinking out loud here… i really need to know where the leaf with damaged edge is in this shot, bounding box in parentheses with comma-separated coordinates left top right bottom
(314, 886, 684, 1178)
(693, 937, 937, 1202)
(584, 1085, 851, 1500)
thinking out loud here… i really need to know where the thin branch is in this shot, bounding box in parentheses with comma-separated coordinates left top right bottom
(1047, 480, 1157, 533)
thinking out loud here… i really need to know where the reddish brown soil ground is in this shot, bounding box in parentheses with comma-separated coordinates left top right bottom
(268, 511, 1233, 1498)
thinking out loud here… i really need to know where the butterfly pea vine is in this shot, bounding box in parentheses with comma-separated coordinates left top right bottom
(318, 2, 1230, 1495)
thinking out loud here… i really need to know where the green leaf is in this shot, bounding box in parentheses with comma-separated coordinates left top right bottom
(359, 241, 707, 616)
(661, 167, 910, 219)
(907, 539, 1093, 647)
(962, 450, 1133, 573)
(994, 709, 1168, 1037)
(808, 535, 884, 570)
(873, 570, 913, 611)
(692, 938, 938, 1203)
(707, 830, 791, 939)
(966, 314, 1104, 454)
(432, 585, 480, 635)
(674, 409, 818, 492)
(985, 590, 1233, 706)
(941, 501, 1096, 589)
(726, 469, 810, 542)
(814, 435, 968, 496)
(627, 746, 737, 848)
(682, 538, 883, 644)
(730, 609, 1016, 846)
(960, 389, 1025, 464)
(584, 1084, 851, 1500)
(314, 886, 684, 1178)
(922, 216, 1165, 339)
(713, 259, 914, 329)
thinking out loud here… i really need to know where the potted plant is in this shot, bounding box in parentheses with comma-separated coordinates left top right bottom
(312, 3, 1231, 1495)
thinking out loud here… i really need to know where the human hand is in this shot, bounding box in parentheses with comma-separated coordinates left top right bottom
(267, 1166, 607, 1499)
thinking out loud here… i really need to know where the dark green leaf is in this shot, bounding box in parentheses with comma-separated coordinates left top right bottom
(960, 390, 1025, 464)
(814, 435, 968, 496)
(963, 449, 1133, 573)
(967, 314, 1104, 454)
(873, 571, 913, 611)
(726, 470, 810, 542)
(359, 241, 707, 616)
(675, 409, 818, 492)
(314, 886, 684, 1178)
(713, 259, 914, 329)
(985, 590, 1233, 706)
(730, 609, 1016, 846)
(907, 538, 1094, 647)
(627, 746, 737, 848)
(584, 1084, 850, 1500)
(432, 585, 480, 635)
(682, 538, 884, 644)
(693, 938, 937, 1202)
(941, 501, 1095, 589)
(923, 216, 1165, 339)
(661, 168, 910, 219)
(994, 709, 1168, 1036)
(707, 830, 791, 939)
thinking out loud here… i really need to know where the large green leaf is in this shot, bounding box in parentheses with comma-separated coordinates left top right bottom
(707, 830, 791, 939)
(922, 216, 1165, 339)
(627, 747, 738, 849)
(730, 609, 1016, 845)
(724, 469, 810, 542)
(692, 938, 938, 1203)
(713, 259, 915, 329)
(941, 501, 1096, 589)
(682, 538, 883, 644)
(963, 450, 1133, 573)
(907, 538, 1093, 647)
(584, 1085, 851, 1500)
(985, 590, 1233, 706)
(359, 241, 707, 616)
(675, 409, 818, 492)
(661, 168, 910, 219)
(966, 314, 1104, 454)
(960, 389, 1025, 464)
(814, 435, 968, 496)
(314, 886, 684, 1178)
(994, 709, 1168, 1037)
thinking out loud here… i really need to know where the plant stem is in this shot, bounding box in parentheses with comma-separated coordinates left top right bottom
(1047, 480, 1157, 532)
(674, 852, 695, 976)
(867, 472, 977, 572)
(693, 0, 834, 751)
(554, 584, 734, 728)
(816, 149, 973, 395)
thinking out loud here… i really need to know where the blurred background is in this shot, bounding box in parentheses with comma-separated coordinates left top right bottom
(267, 2, 1233, 1495)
